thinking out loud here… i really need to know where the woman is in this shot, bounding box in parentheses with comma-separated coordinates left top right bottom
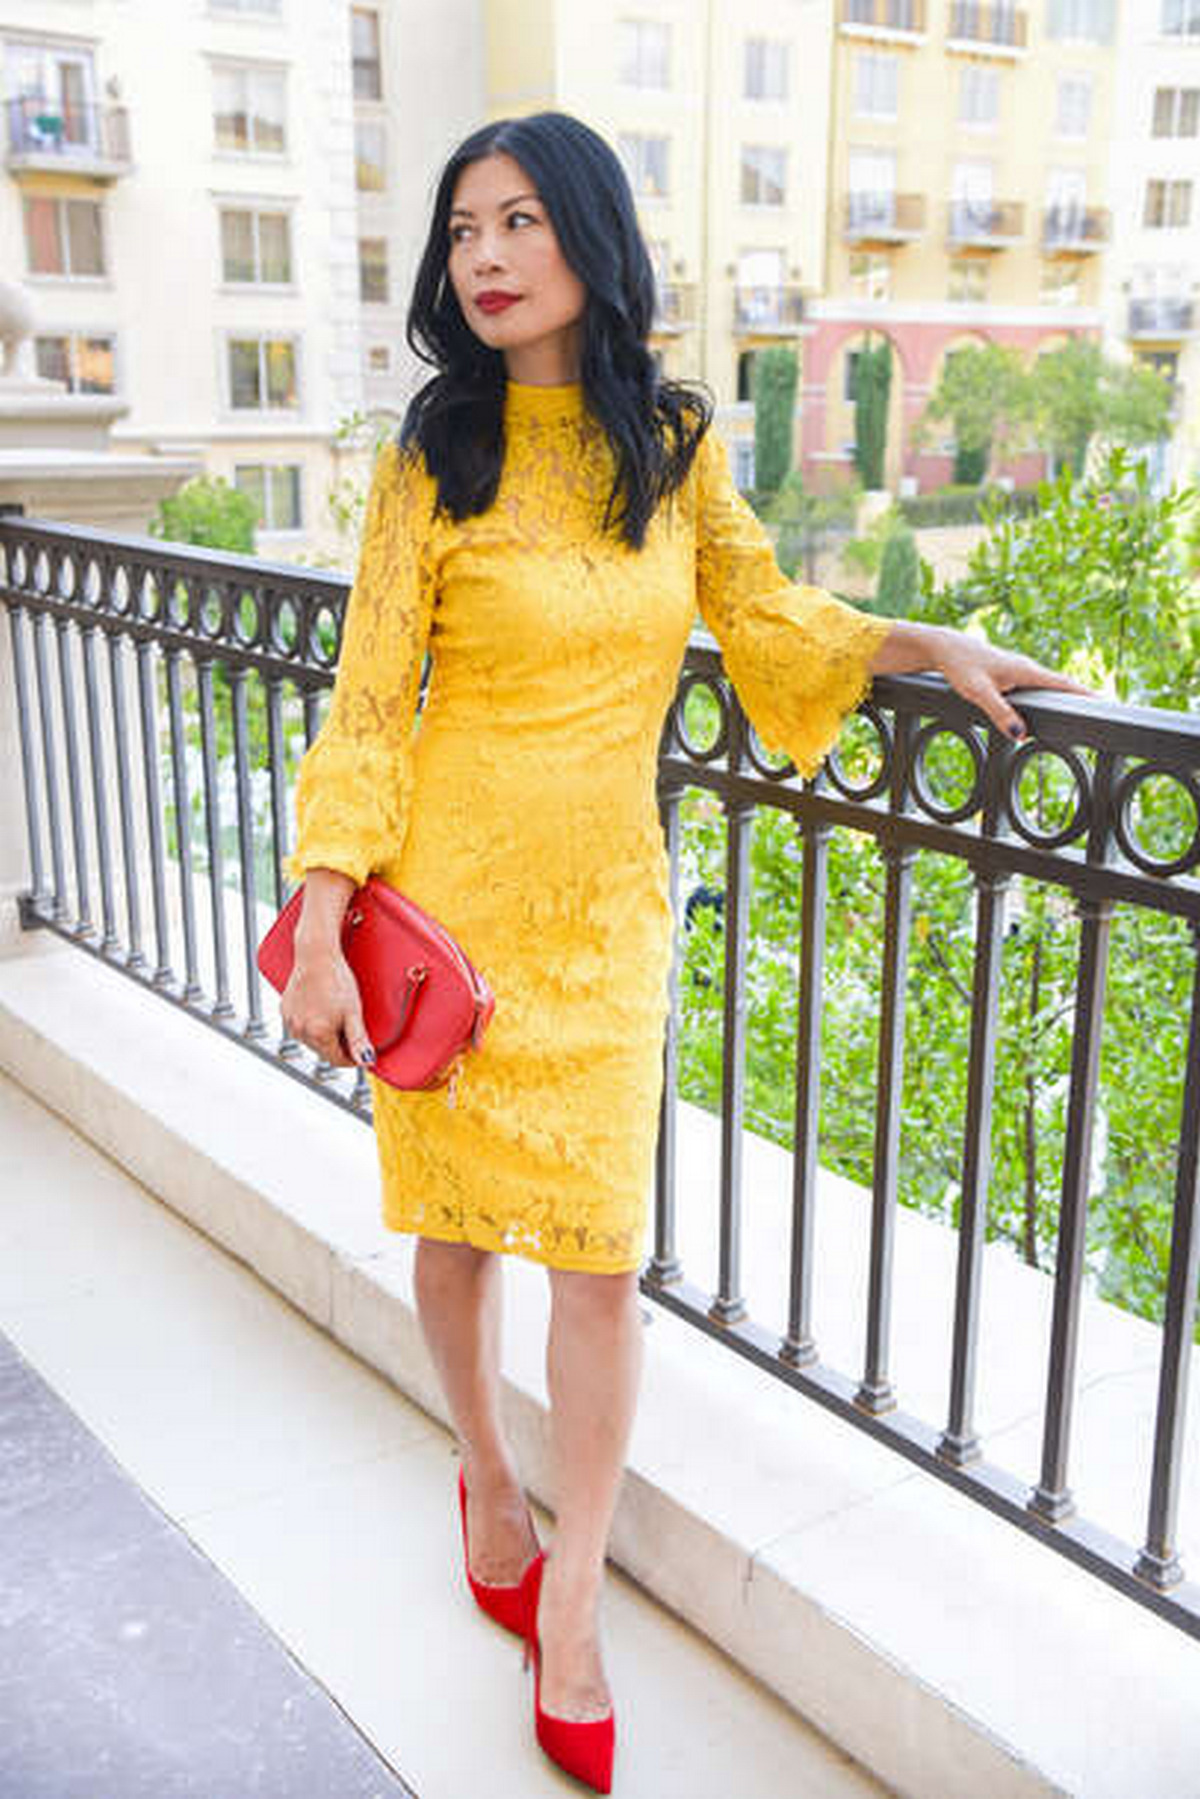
(280, 112, 1092, 1793)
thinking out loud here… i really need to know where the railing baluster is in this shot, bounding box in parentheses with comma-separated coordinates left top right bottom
(135, 636, 173, 988)
(7, 602, 48, 912)
(938, 862, 1008, 1463)
(165, 645, 202, 1002)
(197, 656, 233, 1021)
(858, 835, 915, 1413)
(79, 619, 119, 953)
(713, 767, 752, 1326)
(650, 771, 684, 1288)
(1135, 920, 1200, 1589)
(229, 662, 267, 1042)
(107, 632, 145, 972)
(1028, 889, 1113, 1520)
(32, 610, 68, 924)
(54, 616, 92, 937)
(265, 673, 289, 914)
(782, 814, 830, 1366)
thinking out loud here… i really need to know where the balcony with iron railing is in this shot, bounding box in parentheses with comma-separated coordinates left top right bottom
(0, 507, 1198, 1796)
(733, 285, 806, 333)
(4, 95, 133, 180)
(651, 282, 698, 333)
(1128, 297, 1197, 340)
(839, 0, 928, 38)
(843, 191, 926, 244)
(947, 197, 1024, 247)
(1042, 204, 1110, 255)
(947, 0, 1029, 51)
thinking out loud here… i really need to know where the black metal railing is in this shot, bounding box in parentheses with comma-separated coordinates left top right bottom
(2, 510, 1198, 1642)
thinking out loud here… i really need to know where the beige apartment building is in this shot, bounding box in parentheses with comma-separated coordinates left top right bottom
(1102, 0, 1200, 487)
(6, 0, 1191, 540)
(810, 0, 1120, 491)
(485, 0, 834, 486)
(2, 0, 481, 560)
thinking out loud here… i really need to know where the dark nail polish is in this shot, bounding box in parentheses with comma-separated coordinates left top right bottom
(361, 1047, 376, 1065)
(1008, 722, 1026, 741)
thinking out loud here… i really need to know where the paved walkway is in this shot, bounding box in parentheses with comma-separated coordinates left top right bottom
(0, 1070, 886, 1799)
(0, 1328, 415, 1799)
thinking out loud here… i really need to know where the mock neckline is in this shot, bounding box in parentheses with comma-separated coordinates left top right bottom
(503, 378, 586, 424)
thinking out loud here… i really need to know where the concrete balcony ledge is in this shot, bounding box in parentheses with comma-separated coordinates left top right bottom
(1, 936, 1197, 1799)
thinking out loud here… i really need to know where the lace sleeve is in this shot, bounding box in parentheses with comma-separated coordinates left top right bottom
(693, 425, 892, 779)
(282, 438, 440, 889)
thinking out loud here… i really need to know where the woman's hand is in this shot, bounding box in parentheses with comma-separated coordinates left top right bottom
(282, 865, 375, 1069)
(281, 947, 375, 1069)
(870, 620, 1100, 741)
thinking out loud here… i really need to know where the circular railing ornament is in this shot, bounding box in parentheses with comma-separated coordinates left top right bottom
(1112, 761, 1200, 878)
(908, 720, 987, 825)
(825, 702, 892, 802)
(1005, 740, 1092, 851)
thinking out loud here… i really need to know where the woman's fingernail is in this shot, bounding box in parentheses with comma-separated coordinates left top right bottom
(1008, 722, 1026, 741)
(361, 1046, 376, 1065)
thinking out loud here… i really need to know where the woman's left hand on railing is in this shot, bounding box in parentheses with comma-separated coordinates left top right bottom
(869, 619, 1100, 742)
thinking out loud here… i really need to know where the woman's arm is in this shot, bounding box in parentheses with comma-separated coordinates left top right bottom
(867, 618, 1098, 741)
(282, 866, 374, 1070)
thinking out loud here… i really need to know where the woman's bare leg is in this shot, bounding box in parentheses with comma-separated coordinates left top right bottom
(538, 1266, 644, 1719)
(413, 1236, 539, 1582)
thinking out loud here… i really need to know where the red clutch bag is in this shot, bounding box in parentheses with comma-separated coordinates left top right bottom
(256, 875, 495, 1100)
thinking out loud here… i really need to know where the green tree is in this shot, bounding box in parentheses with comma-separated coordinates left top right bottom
(1031, 339, 1174, 480)
(763, 469, 858, 583)
(876, 522, 921, 614)
(853, 339, 892, 490)
(752, 346, 800, 499)
(149, 475, 260, 553)
(912, 342, 1033, 484)
(676, 445, 1200, 1338)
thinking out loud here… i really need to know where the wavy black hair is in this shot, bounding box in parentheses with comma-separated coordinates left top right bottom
(398, 110, 714, 552)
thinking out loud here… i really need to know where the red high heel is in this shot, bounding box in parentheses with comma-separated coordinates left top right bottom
(457, 1465, 544, 1639)
(522, 1554, 615, 1795)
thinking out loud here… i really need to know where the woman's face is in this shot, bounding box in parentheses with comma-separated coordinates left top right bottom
(446, 151, 587, 384)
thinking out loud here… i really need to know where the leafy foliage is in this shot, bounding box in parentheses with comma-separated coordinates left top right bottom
(675, 446, 1200, 1338)
(148, 476, 260, 553)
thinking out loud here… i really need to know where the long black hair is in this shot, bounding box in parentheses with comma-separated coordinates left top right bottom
(398, 110, 714, 552)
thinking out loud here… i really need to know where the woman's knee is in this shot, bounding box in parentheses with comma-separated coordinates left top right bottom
(548, 1265, 640, 1317)
(414, 1235, 495, 1283)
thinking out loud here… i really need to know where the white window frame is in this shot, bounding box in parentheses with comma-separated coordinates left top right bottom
(217, 201, 295, 288)
(210, 58, 288, 158)
(359, 235, 389, 304)
(959, 64, 1000, 129)
(618, 132, 669, 199)
(23, 192, 107, 280)
(351, 7, 383, 100)
(1162, 0, 1200, 37)
(233, 461, 303, 532)
(744, 37, 788, 101)
(34, 328, 119, 393)
(221, 330, 303, 415)
(1056, 72, 1092, 138)
(618, 19, 671, 88)
(854, 51, 899, 120)
(741, 144, 787, 206)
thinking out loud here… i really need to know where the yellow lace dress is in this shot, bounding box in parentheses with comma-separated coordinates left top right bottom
(284, 378, 891, 1273)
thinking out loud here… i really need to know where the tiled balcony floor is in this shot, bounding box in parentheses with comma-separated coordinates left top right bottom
(0, 1069, 887, 1799)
